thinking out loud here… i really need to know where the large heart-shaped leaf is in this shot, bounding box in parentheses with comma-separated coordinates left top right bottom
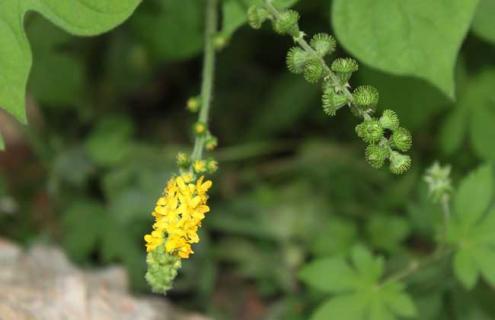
(332, 0, 479, 99)
(0, 0, 141, 138)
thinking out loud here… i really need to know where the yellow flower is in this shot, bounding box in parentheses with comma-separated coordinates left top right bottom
(144, 174, 213, 259)
(193, 160, 207, 174)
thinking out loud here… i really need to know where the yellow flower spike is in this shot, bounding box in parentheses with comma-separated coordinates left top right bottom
(144, 174, 212, 260)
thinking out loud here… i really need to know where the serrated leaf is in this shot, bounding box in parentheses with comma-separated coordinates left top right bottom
(0, 0, 140, 124)
(454, 164, 493, 226)
(440, 107, 468, 155)
(311, 295, 365, 320)
(299, 257, 356, 293)
(472, 0, 495, 44)
(473, 246, 495, 285)
(332, 0, 479, 98)
(366, 214, 410, 253)
(131, 0, 203, 62)
(63, 200, 106, 262)
(470, 104, 495, 160)
(453, 248, 479, 290)
(85, 115, 134, 166)
(351, 245, 384, 283)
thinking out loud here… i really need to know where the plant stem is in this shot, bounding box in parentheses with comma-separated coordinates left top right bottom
(191, 0, 218, 162)
(263, 0, 369, 120)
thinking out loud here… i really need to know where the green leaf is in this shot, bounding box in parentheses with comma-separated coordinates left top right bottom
(332, 0, 479, 98)
(85, 115, 134, 166)
(63, 200, 106, 262)
(472, 0, 495, 44)
(0, 133, 4, 150)
(27, 17, 84, 107)
(454, 248, 479, 289)
(221, 0, 298, 38)
(440, 69, 495, 160)
(0, 0, 140, 123)
(454, 164, 493, 226)
(357, 66, 449, 130)
(366, 214, 410, 253)
(299, 257, 356, 293)
(350, 245, 384, 283)
(131, 0, 203, 62)
(311, 295, 365, 320)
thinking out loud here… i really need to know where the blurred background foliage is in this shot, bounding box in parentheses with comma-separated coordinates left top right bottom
(0, 0, 495, 319)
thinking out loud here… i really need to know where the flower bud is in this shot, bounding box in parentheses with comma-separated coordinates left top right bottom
(331, 58, 359, 83)
(193, 160, 207, 174)
(353, 85, 379, 111)
(310, 33, 336, 57)
(322, 86, 348, 116)
(365, 144, 390, 168)
(205, 136, 218, 151)
(247, 6, 270, 29)
(286, 47, 310, 74)
(206, 159, 218, 173)
(389, 151, 411, 175)
(355, 119, 383, 144)
(273, 10, 300, 37)
(303, 59, 324, 83)
(176, 152, 190, 169)
(186, 97, 200, 113)
(391, 127, 412, 152)
(379, 109, 399, 130)
(193, 121, 207, 136)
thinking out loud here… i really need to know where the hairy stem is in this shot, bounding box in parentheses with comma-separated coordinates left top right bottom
(191, 0, 218, 161)
(263, 0, 369, 119)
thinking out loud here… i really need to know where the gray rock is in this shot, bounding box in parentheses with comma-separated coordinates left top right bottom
(0, 239, 207, 320)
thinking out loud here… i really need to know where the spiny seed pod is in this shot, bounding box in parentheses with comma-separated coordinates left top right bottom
(353, 85, 379, 111)
(355, 119, 383, 144)
(391, 127, 412, 152)
(365, 144, 390, 169)
(322, 86, 348, 116)
(145, 246, 181, 294)
(286, 47, 310, 74)
(176, 152, 190, 169)
(273, 10, 300, 37)
(389, 151, 411, 175)
(193, 121, 207, 136)
(331, 58, 359, 83)
(310, 33, 336, 57)
(303, 59, 324, 83)
(205, 136, 218, 151)
(379, 109, 399, 130)
(186, 97, 200, 113)
(247, 6, 269, 29)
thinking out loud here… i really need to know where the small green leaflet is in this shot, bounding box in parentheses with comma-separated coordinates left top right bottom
(221, 0, 298, 38)
(472, 0, 495, 45)
(299, 246, 417, 320)
(332, 0, 479, 99)
(0, 0, 141, 125)
(447, 164, 495, 290)
(440, 70, 495, 161)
